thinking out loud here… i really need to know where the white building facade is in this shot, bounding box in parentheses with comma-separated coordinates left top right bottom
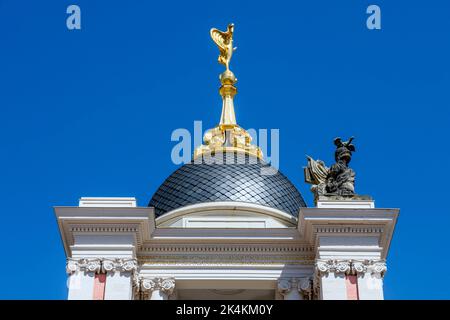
(54, 24, 398, 300)
(55, 196, 398, 300)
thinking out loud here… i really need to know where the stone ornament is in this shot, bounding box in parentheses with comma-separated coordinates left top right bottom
(102, 259, 116, 272)
(140, 277, 176, 295)
(315, 259, 387, 277)
(277, 277, 312, 300)
(121, 259, 138, 272)
(277, 279, 292, 296)
(66, 258, 102, 274)
(85, 259, 102, 273)
(316, 259, 351, 275)
(66, 259, 81, 274)
(369, 261, 387, 277)
(66, 258, 138, 275)
(101, 258, 138, 273)
(304, 137, 358, 201)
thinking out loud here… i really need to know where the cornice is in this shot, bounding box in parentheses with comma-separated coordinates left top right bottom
(54, 206, 155, 256)
(298, 207, 399, 260)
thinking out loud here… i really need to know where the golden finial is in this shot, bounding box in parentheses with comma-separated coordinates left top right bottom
(210, 23, 238, 129)
(194, 24, 263, 160)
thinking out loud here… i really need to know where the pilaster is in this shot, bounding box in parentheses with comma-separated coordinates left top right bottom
(66, 258, 138, 300)
(299, 201, 398, 300)
(55, 200, 154, 300)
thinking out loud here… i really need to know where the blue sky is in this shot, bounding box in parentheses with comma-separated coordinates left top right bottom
(0, 0, 449, 299)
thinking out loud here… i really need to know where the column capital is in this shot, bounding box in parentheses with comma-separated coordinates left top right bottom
(352, 260, 387, 277)
(277, 277, 312, 300)
(102, 258, 138, 273)
(315, 259, 387, 277)
(66, 258, 102, 274)
(140, 277, 176, 296)
(66, 258, 138, 275)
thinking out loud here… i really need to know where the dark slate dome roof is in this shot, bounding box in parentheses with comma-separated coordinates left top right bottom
(149, 153, 306, 217)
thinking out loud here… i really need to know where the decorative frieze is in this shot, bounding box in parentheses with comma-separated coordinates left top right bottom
(69, 226, 139, 233)
(141, 244, 314, 253)
(312, 226, 384, 234)
(139, 254, 315, 266)
(277, 277, 312, 300)
(66, 258, 138, 275)
(315, 259, 387, 277)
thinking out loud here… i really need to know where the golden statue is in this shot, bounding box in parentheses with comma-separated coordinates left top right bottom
(194, 23, 263, 161)
(210, 23, 236, 71)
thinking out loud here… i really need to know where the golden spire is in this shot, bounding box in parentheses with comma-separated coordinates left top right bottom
(194, 23, 263, 160)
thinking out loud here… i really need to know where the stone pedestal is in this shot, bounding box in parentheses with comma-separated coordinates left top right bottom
(299, 198, 398, 300)
(316, 195, 374, 209)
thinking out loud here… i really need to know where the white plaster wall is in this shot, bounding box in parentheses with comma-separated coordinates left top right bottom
(357, 273, 384, 300)
(319, 273, 347, 300)
(68, 271, 95, 300)
(104, 272, 133, 300)
(317, 236, 382, 261)
(156, 202, 298, 228)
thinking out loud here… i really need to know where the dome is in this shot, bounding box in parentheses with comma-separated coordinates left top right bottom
(149, 153, 307, 217)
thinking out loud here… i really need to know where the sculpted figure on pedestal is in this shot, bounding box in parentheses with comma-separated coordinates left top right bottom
(304, 137, 357, 200)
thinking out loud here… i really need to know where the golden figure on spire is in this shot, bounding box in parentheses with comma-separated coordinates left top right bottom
(210, 23, 236, 71)
(194, 24, 263, 160)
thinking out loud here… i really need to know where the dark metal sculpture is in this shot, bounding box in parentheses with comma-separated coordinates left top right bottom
(325, 137, 356, 195)
(304, 137, 356, 200)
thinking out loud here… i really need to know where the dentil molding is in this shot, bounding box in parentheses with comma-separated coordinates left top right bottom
(66, 258, 138, 274)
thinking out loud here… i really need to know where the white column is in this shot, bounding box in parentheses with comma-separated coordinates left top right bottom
(315, 260, 350, 300)
(277, 278, 312, 300)
(103, 259, 138, 300)
(314, 259, 387, 300)
(66, 258, 101, 300)
(67, 233, 137, 300)
(299, 200, 398, 300)
(141, 277, 176, 300)
(354, 260, 386, 300)
(66, 258, 139, 300)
